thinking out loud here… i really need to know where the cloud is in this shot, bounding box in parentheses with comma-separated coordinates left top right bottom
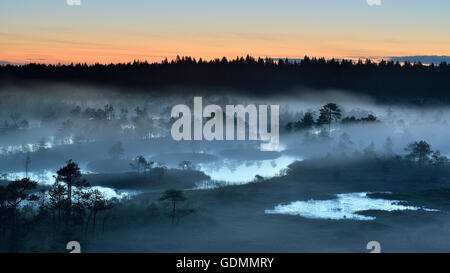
(66, 0, 81, 6)
(366, 0, 382, 6)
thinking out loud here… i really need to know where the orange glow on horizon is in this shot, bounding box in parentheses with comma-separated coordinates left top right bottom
(2, 28, 449, 65)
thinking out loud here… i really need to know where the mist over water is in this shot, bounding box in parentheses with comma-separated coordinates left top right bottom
(1, 84, 450, 253)
(2, 87, 450, 148)
(1, 87, 450, 200)
(2, 169, 130, 199)
(198, 155, 301, 183)
(265, 192, 439, 221)
(2, 86, 450, 185)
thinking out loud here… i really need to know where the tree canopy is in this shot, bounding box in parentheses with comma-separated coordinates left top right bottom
(2, 55, 450, 102)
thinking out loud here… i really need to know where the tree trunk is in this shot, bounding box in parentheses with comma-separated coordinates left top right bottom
(10, 206, 18, 253)
(67, 180, 72, 218)
(102, 216, 108, 235)
(92, 211, 97, 233)
(85, 211, 92, 235)
(328, 113, 332, 134)
(171, 201, 176, 225)
(1, 223, 6, 245)
(58, 204, 61, 225)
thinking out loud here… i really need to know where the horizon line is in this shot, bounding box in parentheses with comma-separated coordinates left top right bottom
(2, 54, 450, 66)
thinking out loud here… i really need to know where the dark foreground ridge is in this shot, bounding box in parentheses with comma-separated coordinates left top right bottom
(1, 55, 450, 102)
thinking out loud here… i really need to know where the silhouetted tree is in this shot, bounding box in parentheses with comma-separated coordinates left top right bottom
(295, 112, 315, 130)
(9, 113, 21, 128)
(19, 119, 29, 129)
(48, 181, 67, 226)
(104, 104, 115, 120)
(361, 114, 377, 122)
(159, 189, 187, 225)
(130, 155, 148, 174)
(317, 103, 341, 133)
(3, 178, 38, 252)
(405, 141, 432, 165)
(431, 150, 448, 166)
(84, 189, 110, 233)
(56, 119, 74, 144)
(342, 115, 378, 124)
(254, 175, 264, 182)
(55, 160, 85, 216)
(285, 122, 293, 132)
(143, 160, 155, 175)
(70, 106, 81, 118)
(178, 160, 194, 170)
(0, 186, 8, 248)
(363, 141, 376, 157)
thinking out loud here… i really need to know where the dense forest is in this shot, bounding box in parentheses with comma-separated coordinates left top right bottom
(1, 56, 450, 102)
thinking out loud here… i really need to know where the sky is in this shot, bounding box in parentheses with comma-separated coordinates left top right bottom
(1, 0, 450, 64)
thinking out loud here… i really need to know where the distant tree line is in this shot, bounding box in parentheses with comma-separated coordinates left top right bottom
(1, 55, 450, 101)
(0, 112, 29, 131)
(285, 103, 378, 133)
